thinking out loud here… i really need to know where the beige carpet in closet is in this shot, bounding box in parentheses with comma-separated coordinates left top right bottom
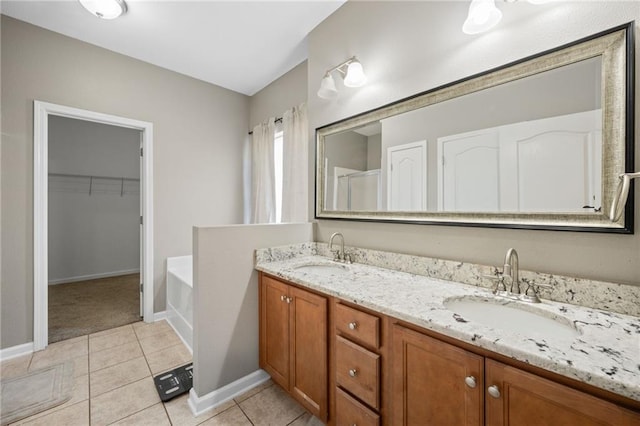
(48, 273, 140, 343)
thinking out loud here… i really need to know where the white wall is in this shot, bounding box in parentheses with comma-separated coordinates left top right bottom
(308, 1, 640, 286)
(192, 223, 313, 397)
(48, 116, 140, 283)
(1, 16, 249, 348)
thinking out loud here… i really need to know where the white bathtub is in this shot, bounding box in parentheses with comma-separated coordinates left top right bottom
(166, 255, 193, 352)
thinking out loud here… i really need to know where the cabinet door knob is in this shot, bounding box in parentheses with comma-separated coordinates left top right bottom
(464, 376, 477, 388)
(348, 369, 358, 377)
(280, 295, 286, 302)
(487, 385, 501, 399)
(286, 297, 292, 304)
(348, 322, 358, 330)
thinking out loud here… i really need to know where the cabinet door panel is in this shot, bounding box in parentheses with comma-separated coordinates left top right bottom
(485, 359, 640, 426)
(261, 276, 290, 390)
(392, 325, 483, 426)
(290, 286, 328, 421)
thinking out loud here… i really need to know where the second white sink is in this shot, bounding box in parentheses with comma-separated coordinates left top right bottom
(293, 262, 349, 275)
(444, 297, 580, 340)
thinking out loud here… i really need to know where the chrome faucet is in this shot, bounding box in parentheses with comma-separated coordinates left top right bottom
(329, 232, 352, 263)
(485, 247, 552, 303)
(503, 248, 519, 294)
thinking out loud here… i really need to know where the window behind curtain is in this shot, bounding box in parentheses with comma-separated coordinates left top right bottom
(274, 130, 283, 223)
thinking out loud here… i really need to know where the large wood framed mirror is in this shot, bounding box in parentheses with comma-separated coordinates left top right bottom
(315, 23, 634, 233)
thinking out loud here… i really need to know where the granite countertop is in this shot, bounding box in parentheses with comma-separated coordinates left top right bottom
(255, 254, 640, 402)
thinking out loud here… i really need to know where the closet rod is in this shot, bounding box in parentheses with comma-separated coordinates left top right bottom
(48, 172, 140, 182)
(247, 116, 283, 135)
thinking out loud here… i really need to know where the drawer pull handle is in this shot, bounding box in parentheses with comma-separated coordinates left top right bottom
(487, 385, 501, 399)
(464, 376, 477, 388)
(348, 321, 358, 330)
(348, 368, 358, 377)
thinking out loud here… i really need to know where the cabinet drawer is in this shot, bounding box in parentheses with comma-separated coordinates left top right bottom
(335, 303, 380, 349)
(336, 335, 380, 410)
(336, 387, 380, 426)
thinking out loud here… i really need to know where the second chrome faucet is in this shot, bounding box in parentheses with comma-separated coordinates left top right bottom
(487, 248, 551, 303)
(329, 232, 353, 264)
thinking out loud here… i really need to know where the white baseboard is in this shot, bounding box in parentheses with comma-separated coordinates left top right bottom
(188, 369, 270, 417)
(48, 269, 140, 285)
(153, 311, 167, 322)
(0, 342, 34, 361)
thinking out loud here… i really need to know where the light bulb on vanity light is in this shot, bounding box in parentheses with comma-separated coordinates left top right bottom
(317, 73, 339, 100)
(343, 59, 368, 88)
(78, 0, 127, 19)
(463, 0, 502, 35)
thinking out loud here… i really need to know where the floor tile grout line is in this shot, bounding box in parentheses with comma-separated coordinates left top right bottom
(287, 412, 308, 425)
(235, 401, 256, 426)
(88, 333, 139, 355)
(13, 399, 89, 425)
(88, 324, 135, 341)
(140, 340, 185, 359)
(191, 400, 241, 426)
(160, 399, 172, 425)
(90, 375, 159, 425)
(103, 401, 163, 426)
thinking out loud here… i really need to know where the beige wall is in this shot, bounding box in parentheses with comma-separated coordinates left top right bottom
(249, 61, 308, 129)
(192, 223, 313, 396)
(308, 2, 640, 286)
(1, 16, 249, 348)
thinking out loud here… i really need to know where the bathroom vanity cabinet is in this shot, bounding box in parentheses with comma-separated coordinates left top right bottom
(258, 273, 640, 426)
(259, 274, 328, 421)
(392, 324, 640, 426)
(392, 324, 483, 425)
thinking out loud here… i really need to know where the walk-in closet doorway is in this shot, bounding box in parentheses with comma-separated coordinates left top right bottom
(34, 101, 154, 350)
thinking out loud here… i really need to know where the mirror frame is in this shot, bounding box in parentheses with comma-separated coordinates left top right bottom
(315, 23, 635, 233)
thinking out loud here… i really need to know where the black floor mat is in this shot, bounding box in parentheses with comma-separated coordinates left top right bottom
(153, 363, 193, 402)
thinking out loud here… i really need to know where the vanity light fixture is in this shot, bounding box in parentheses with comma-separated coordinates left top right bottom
(463, 0, 503, 35)
(317, 56, 367, 100)
(463, 0, 552, 35)
(78, 0, 127, 20)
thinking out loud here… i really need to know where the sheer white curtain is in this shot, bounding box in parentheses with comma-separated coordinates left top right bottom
(281, 103, 308, 223)
(251, 118, 277, 223)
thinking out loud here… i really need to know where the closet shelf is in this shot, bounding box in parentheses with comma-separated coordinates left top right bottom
(48, 172, 139, 181)
(48, 173, 140, 196)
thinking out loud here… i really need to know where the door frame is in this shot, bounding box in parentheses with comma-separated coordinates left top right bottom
(33, 101, 154, 351)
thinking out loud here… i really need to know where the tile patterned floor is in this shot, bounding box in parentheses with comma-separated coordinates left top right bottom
(1, 321, 323, 425)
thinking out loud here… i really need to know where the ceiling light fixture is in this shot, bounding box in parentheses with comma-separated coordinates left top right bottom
(317, 56, 367, 100)
(79, 0, 127, 20)
(463, 0, 503, 35)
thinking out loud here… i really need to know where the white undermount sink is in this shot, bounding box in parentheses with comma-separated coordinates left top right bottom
(293, 262, 349, 274)
(443, 297, 580, 340)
